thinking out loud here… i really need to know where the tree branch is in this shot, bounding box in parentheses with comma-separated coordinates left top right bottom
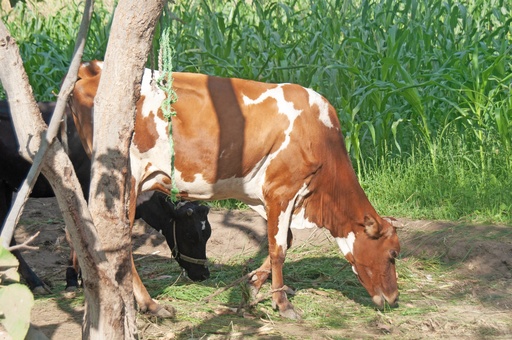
(7, 231, 40, 252)
(0, 0, 94, 248)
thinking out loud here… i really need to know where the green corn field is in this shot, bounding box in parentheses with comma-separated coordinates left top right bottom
(2, 0, 511, 223)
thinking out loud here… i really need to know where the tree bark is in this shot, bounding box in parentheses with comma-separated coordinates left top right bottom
(84, 0, 165, 338)
(1, 0, 165, 337)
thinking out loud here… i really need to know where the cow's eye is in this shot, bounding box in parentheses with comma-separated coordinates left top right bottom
(389, 250, 398, 259)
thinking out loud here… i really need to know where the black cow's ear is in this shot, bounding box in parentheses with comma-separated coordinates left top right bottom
(364, 215, 381, 238)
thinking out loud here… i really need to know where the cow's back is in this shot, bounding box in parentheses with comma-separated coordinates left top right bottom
(151, 73, 342, 207)
(0, 101, 91, 198)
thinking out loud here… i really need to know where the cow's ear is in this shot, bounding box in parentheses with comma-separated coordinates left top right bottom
(364, 215, 381, 238)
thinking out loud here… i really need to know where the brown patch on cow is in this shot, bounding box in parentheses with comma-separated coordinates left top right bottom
(261, 85, 324, 211)
(281, 84, 310, 111)
(238, 79, 278, 102)
(264, 83, 373, 237)
(128, 176, 138, 223)
(77, 60, 103, 80)
(133, 96, 161, 153)
(69, 73, 100, 157)
(171, 74, 289, 184)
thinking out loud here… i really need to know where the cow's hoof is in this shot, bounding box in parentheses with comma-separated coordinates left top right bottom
(62, 290, 77, 299)
(248, 283, 260, 300)
(65, 285, 78, 292)
(282, 285, 296, 296)
(148, 304, 176, 319)
(272, 299, 302, 320)
(32, 286, 51, 295)
(279, 307, 302, 320)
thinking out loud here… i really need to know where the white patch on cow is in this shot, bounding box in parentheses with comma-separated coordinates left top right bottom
(274, 184, 314, 247)
(242, 85, 301, 160)
(130, 69, 174, 194)
(335, 232, 356, 256)
(275, 202, 295, 249)
(82, 60, 104, 71)
(291, 208, 318, 230)
(306, 88, 333, 128)
(140, 69, 167, 126)
(248, 204, 267, 220)
(136, 191, 155, 205)
(201, 221, 206, 231)
(336, 231, 359, 276)
(289, 184, 318, 230)
(174, 156, 267, 206)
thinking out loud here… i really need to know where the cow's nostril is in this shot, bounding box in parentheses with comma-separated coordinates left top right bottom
(388, 291, 399, 307)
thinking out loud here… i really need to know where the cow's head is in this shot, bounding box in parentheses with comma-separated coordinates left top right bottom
(337, 215, 400, 308)
(168, 202, 212, 281)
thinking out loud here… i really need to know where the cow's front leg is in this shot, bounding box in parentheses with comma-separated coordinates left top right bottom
(249, 229, 293, 298)
(267, 210, 301, 320)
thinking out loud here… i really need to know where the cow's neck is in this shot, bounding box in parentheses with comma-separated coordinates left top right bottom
(304, 149, 376, 239)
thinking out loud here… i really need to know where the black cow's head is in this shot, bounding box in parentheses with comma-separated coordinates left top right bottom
(170, 201, 211, 281)
(135, 192, 211, 281)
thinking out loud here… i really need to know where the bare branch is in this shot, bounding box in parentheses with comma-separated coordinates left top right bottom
(7, 231, 40, 252)
(0, 0, 94, 248)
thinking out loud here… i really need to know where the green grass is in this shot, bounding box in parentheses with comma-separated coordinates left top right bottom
(26, 214, 511, 338)
(130, 239, 468, 338)
(1, 0, 511, 223)
(362, 135, 512, 222)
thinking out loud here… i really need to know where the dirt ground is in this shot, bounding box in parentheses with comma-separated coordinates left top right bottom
(13, 197, 512, 339)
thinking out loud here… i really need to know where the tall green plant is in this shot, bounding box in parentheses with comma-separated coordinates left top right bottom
(0, 0, 112, 100)
(1, 0, 510, 222)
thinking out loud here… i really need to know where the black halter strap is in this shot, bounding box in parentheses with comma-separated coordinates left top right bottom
(171, 220, 208, 266)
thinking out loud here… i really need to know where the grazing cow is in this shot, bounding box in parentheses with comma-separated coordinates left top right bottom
(70, 60, 401, 319)
(0, 100, 211, 292)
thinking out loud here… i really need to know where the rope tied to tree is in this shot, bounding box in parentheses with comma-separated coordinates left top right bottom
(157, 26, 179, 201)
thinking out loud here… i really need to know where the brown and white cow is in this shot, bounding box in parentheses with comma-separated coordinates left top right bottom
(69, 60, 400, 319)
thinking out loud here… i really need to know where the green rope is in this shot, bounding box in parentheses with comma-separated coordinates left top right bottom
(157, 26, 179, 201)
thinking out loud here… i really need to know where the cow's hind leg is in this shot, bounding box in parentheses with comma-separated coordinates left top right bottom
(13, 246, 50, 294)
(64, 228, 81, 291)
(132, 254, 176, 318)
(1, 182, 49, 294)
(65, 249, 81, 291)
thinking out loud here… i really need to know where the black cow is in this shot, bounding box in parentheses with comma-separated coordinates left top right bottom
(0, 101, 211, 292)
(0, 101, 89, 293)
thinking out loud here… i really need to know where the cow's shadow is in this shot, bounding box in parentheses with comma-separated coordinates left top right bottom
(136, 221, 375, 338)
(34, 210, 512, 338)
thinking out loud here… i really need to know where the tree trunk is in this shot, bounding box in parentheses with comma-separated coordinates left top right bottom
(0, 4, 108, 338)
(84, 0, 165, 338)
(1, 0, 166, 337)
